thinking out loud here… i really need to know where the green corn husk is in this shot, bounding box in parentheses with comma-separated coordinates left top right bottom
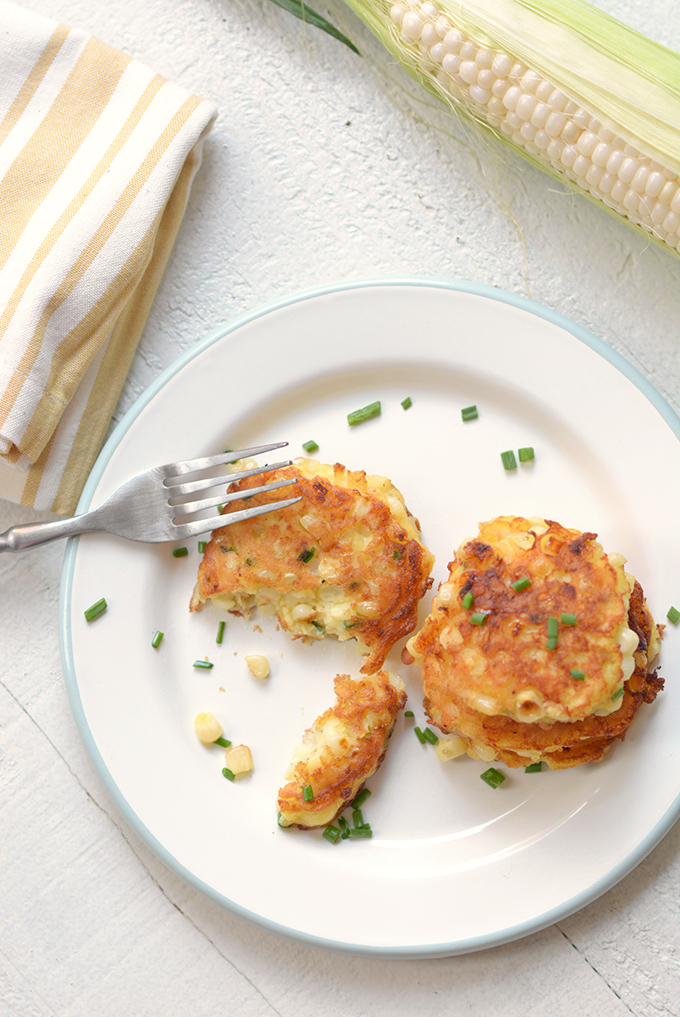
(337, 0, 680, 255)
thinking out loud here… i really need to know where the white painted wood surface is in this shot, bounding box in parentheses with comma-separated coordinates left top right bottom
(2, 0, 679, 1013)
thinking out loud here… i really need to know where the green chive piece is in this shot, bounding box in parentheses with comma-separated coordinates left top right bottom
(547, 617, 558, 638)
(151, 630, 164, 648)
(423, 727, 439, 745)
(198, 541, 207, 553)
(298, 547, 315, 563)
(348, 826, 373, 838)
(401, 396, 412, 410)
(546, 636, 558, 650)
(302, 784, 314, 802)
(216, 620, 226, 644)
(414, 726, 427, 745)
(404, 710, 414, 718)
(511, 577, 531, 592)
(462, 591, 475, 609)
(561, 613, 578, 626)
(352, 808, 365, 828)
(343, 620, 360, 629)
(347, 400, 381, 426)
(501, 450, 517, 470)
(193, 659, 214, 669)
(524, 762, 543, 773)
(173, 547, 188, 558)
(461, 405, 478, 421)
(470, 611, 489, 626)
(570, 669, 586, 681)
(338, 816, 351, 838)
(214, 736, 232, 748)
(302, 440, 319, 453)
(611, 687, 625, 700)
(352, 788, 371, 809)
(667, 605, 680, 624)
(480, 767, 506, 788)
(84, 598, 107, 622)
(323, 825, 341, 844)
(518, 446, 535, 462)
(222, 767, 235, 781)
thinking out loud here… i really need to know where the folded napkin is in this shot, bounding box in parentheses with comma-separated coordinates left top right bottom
(0, 1, 217, 514)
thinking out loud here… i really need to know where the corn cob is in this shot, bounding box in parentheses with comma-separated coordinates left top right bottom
(342, 0, 680, 255)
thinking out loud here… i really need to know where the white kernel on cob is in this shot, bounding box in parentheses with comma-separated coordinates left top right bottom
(343, 0, 680, 255)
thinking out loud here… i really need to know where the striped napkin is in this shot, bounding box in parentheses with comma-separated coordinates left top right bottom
(0, 1, 217, 514)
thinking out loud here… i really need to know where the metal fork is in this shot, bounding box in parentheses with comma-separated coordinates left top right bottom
(0, 442, 301, 552)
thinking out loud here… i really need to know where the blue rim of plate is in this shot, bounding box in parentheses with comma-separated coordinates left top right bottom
(59, 277, 680, 958)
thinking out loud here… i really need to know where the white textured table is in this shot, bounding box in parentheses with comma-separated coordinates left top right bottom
(2, 0, 679, 1014)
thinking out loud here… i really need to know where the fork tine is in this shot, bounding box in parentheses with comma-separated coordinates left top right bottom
(160, 442, 289, 479)
(171, 477, 298, 516)
(166, 459, 293, 498)
(175, 496, 302, 539)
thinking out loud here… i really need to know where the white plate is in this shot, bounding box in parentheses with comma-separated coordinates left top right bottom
(60, 279, 680, 958)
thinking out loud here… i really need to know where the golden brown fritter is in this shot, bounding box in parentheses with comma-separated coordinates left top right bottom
(277, 671, 407, 828)
(405, 516, 663, 769)
(190, 458, 434, 674)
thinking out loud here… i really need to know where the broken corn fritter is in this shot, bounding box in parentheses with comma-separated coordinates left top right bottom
(406, 516, 663, 769)
(277, 671, 407, 828)
(190, 458, 435, 674)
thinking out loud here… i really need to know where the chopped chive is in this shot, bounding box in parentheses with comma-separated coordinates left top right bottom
(518, 446, 535, 462)
(198, 541, 207, 553)
(414, 726, 427, 744)
(501, 450, 517, 470)
(311, 619, 324, 631)
(343, 620, 360, 629)
(214, 736, 232, 748)
(546, 617, 558, 649)
(524, 762, 543, 773)
(222, 767, 235, 781)
(173, 547, 189, 558)
(611, 687, 625, 700)
(561, 612, 578, 626)
(511, 577, 531, 592)
(352, 808, 365, 828)
(338, 816, 351, 839)
(423, 727, 439, 745)
(667, 605, 680, 624)
(401, 396, 412, 410)
(480, 767, 506, 788)
(216, 620, 226, 644)
(84, 598, 107, 622)
(404, 710, 414, 718)
(347, 400, 381, 426)
(348, 826, 373, 838)
(193, 659, 214, 669)
(570, 669, 586, 681)
(151, 630, 164, 648)
(462, 591, 475, 609)
(323, 825, 341, 844)
(461, 405, 478, 421)
(470, 611, 489, 626)
(302, 440, 319, 453)
(298, 547, 315, 563)
(217, 505, 224, 513)
(352, 788, 371, 809)
(302, 784, 314, 802)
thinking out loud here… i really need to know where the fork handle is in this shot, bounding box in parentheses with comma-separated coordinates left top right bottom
(0, 512, 101, 551)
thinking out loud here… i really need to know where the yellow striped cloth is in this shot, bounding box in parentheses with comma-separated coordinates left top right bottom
(0, 1, 217, 514)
